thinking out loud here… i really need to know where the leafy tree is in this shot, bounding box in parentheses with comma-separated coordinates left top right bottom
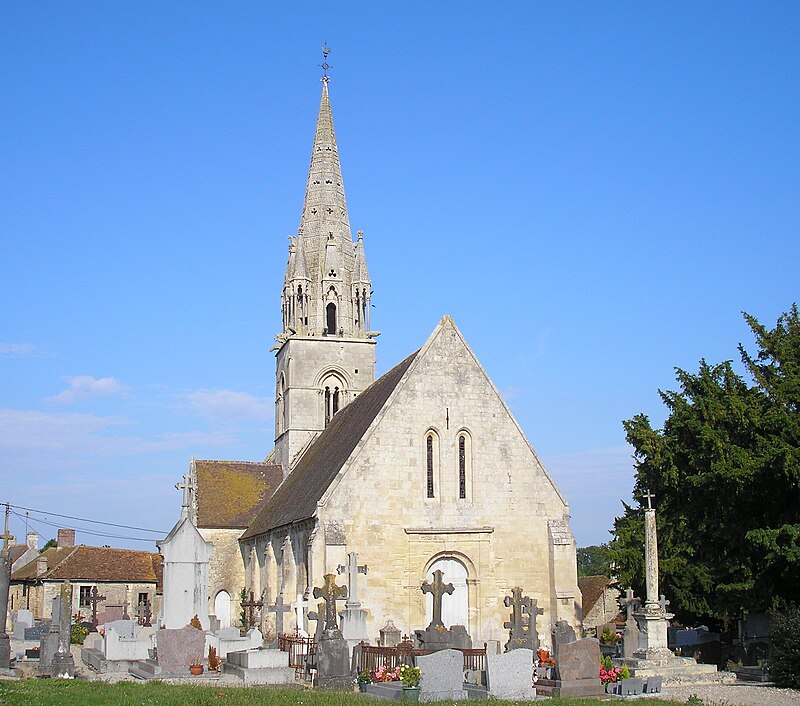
(771, 603, 800, 688)
(40, 538, 57, 552)
(610, 305, 800, 623)
(577, 544, 613, 577)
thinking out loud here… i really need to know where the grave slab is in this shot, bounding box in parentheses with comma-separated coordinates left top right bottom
(486, 648, 536, 700)
(418, 648, 468, 702)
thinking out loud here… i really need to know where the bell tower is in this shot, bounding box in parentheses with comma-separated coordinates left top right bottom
(274, 55, 378, 475)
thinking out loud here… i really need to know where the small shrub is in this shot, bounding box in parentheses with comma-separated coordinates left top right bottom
(70, 623, 89, 645)
(685, 695, 704, 706)
(771, 603, 800, 688)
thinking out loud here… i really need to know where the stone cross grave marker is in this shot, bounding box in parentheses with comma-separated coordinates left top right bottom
(621, 587, 640, 621)
(241, 591, 264, 629)
(307, 601, 325, 642)
(293, 592, 308, 633)
(268, 593, 291, 637)
(503, 587, 543, 651)
(313, 573, 347, 632)
(135, 595, 153, 627)
(337, 551, 367, 607)
(88, 586, 106, 630)
(421, 569, 454, 628)
(659, 594, 670, 613)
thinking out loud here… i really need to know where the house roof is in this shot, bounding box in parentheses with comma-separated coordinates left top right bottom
(11, 545, 162, 588)
(241, 350, 418, 538)
(194, 460, 283, 529)
(8, 544, 28, 565)
(578, 575, 620, 618)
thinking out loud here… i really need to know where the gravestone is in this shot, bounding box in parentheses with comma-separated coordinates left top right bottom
(312, 573, 350, 689)
(24, 622, 50, 641)
(380, 619, 401, 647)
(536, 637, 604, 698)
(39, 595, 62, 675)
(486, 647, 536, 700)
(551, 619, 577, 663)
(88, 586, 106, 630)
(620, 587, 642, 659)
(51, 580, 75, 678)
(266, 593, 289, 641)
(418, 648, 468, 702)
(154, 624, 206, 674)
(223, 647, 296, 685)
(12, 610, 34, 640)
(105, 619, 137, 639)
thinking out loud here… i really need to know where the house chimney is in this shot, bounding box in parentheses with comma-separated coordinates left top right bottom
(36, 557, 48, 576)
(26, 532, 38, 551)
(57, 528, 75, 548)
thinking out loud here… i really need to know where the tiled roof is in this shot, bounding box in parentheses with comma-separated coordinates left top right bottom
(11, 545, 161, 586)
(242, 350, 418, 538)
(8, 544, 27, 565)
(194, 460, 283, 529)
(578, 575, 618, 616)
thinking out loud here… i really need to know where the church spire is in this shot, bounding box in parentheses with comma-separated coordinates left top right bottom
(279, 49, 372, 341)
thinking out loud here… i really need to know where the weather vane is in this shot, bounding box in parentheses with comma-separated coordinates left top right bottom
(320, 43, 332, 82)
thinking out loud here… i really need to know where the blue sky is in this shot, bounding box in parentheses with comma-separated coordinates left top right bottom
(2, 2, 798, 551)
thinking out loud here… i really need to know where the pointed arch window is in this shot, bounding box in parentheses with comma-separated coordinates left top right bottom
(425, 431, 440, 499)
(321, 372, 347, 427)
(457, 431, 472, 500)
(326, 302, 337, 335)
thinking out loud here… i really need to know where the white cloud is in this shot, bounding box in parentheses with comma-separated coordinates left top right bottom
(48, 375, 131, 404)
(181, 389, 272, 421)
(0, 343, 34, 357)
(0, 408, 234, 458)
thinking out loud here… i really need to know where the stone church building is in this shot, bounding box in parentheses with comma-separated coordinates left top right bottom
(183, 76, 582, 645)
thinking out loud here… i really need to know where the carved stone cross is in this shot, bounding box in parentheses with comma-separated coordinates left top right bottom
(337, 552, 367, 606)
(312, 573, 347, 632)
(421, 569, 454, 628)
(503, 586, 532, 636)
(621, 587, 641, 622)
(88, 586, 106, 630)
(659, 594, 671, 612)
(293, 592, 308, 633)
(642, 489, 655, 509)
(267, 593, 291, 637)
(241, 590, 264, 629)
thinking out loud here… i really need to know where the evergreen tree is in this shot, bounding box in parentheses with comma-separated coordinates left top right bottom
(610, 305, 800, 623)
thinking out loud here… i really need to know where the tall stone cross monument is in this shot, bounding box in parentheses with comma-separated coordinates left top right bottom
(337, 552, 369, 648)
(633, 490, 674, 657)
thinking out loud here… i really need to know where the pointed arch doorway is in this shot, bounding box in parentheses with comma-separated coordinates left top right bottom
(425, 557, 469, 630)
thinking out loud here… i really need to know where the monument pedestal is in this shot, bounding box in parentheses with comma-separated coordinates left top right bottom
(51, 651, 76, 679)
(316, 628, 351, 690)
(415, 624, 471, 650)
(339, 604, 369, 655)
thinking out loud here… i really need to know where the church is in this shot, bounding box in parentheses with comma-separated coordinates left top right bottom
(183, 72, 582, 647)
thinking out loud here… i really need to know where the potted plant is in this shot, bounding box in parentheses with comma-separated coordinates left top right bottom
(357, 669, 372, 692)
(189, 651, 205, 675)
(399, 664, 421, 701)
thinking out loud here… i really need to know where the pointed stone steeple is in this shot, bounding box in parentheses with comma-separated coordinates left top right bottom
(273, 68, 378, 475)
(279, 79, 371, 340)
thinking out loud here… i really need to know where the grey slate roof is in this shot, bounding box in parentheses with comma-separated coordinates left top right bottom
(242, 350, 418, 538)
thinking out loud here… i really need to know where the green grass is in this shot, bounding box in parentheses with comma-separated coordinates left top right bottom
(0, 681, 694, 706)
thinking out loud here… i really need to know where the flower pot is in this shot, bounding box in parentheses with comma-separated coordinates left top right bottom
(402, 686, 420, 701)
(190, 664, 204, 675)
(358, 682, 368, 692)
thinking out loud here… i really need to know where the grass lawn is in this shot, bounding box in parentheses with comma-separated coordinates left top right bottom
(0, 681, 695, 706)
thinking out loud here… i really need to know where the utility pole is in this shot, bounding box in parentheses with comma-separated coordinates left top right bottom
(0, 501, 13, 669)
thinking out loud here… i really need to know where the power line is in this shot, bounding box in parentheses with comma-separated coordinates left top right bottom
(10, 503, 166, 534)
(10, 510, 158, 544)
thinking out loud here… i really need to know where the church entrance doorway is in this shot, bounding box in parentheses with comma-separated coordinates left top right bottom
(214, 590, 231, 628)
(425, 557, 468, 629)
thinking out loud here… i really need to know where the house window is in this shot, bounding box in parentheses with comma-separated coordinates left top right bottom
(79, 586, 91, 608)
